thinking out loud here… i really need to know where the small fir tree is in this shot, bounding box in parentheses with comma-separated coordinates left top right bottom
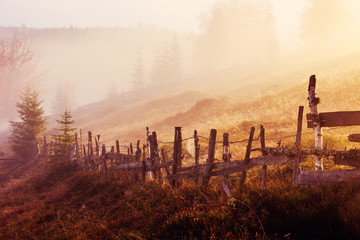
(52, 110, 77, 161)
(9, 87, 46, 158)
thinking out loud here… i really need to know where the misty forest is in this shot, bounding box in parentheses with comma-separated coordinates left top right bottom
(2, 0, 360, 239)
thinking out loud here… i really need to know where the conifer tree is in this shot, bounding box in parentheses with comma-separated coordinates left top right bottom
(131, 51, 146, 90)
(9, 88, 46, 158)
(52, 110, 76, 161)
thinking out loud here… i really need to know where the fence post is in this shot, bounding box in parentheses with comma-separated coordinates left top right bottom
(101, 144, 107, 178)
(202, 129, 217, 187)
(223, 133, 230, 162)
(95, 135, 100, 156)
(43, 135, 48, 162)
(161, 149, 171, 176)
(240, 127, 255, 190)
(75, 133, 79, 162)
(146, 127, 153, 180)
(292, 106, 304, 185)
(116, 140, 120, 154)
(308, 75, 323, 170)
(260, 125, 267, 187)
(142, 144, 147, 183)
(194, 130, 200, 185)
(88, 131, 93, 170)
(152, 132, 163, 184)
(130, 142, 133, 155)
(172, 127, 182, 187)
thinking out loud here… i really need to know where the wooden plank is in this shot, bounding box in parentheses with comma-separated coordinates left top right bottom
(307, 111, 360, 128)
(299, 169, 360, 186)
(348, 134, 360, 142)
(168, 155, 294, 180)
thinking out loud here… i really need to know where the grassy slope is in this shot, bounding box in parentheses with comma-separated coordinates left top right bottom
(3, 54, 360, 239)
(1, 162, 360, 239)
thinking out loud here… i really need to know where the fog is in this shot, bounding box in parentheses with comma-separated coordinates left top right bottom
(2, 0, 360, 130)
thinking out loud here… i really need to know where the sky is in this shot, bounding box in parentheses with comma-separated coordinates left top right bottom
(0, 0, 307, 36)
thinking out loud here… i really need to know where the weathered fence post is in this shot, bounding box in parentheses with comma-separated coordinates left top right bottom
(130, 142, 133, 155)
(142, 144, 147, 183)
(240, 127, 255, 189)
(308, 75, 323, 170)
(260, 126, 267, 187)
(172, 127, 182, 187)
(95, 135, 100, 156)
(161, 149, 171, 176)
(75, 133, 79, 162)
(43, 136, 48, 162)
(101, 144, 107, 178)
(146, 127, 153, 180)
(116, 140, 120, 154)
(194, 130, 200, 185)
(151, 132, 163, 183)
(292, 106, 304, 185)
(222, 132, 232, 196)
(223, 133, 230, 162)
(202, 129, 217, 187)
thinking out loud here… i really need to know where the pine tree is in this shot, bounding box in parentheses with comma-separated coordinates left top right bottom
(52, 110, 77, 161)
(131, 51, 146, 90)
(9, 88, 46, 158)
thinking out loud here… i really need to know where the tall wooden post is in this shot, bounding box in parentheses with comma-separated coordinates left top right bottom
(75, 133, 79, 162)
(260, 125, 267, 187)
(142, 144, 146, 183)
(146, 127, 153, 180)
(194, 130, 200, 185)
(308, 75, 323, 170)
(223, 133, 230, 162)
(130, 142, 133, 155)
(172, 127, 182, 187)
(151, 132, 163, 183)
(292, 106, 304, 185)
(101, 144, 107, 178)
(95, 135, 100, 156)
(240, 127, 255, 189)
(202, 129, 217, 187)
(43, 136, 48, 162)
(116, 140, 120, 154)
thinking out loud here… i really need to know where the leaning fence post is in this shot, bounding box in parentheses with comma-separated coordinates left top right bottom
(202, 129, 217, 187)
(308, 75, 323, 170)
(43, 135, 48, 162)
(260, 125, 267, 187)
(75, 133, 79, 162)
(116, 140, 120, 154)
(152, 132, 163, 184)
(146, 127, 153, 180)
(101, 144, 107, 178)
(172, 127, 182, 187)
(292, 106, 304, 185)
(194, 130, 200, 185)
(142, 144, 147, 183)
(240, 127, 255, 190)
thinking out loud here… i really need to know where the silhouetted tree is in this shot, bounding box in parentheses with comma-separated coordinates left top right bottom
(9, 88, 46, 158)
(150, 36, 183, 86)
(301, 0, 359, 52)
(52, 81, 75, 115)
(196, 0, 278, 71)
(51, 110, 76, 161)
(0, 35, 36, 120)
(131, 51, 146, 90)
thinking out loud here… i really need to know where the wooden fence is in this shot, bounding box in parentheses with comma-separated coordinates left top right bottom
(35, 75, 360, 188)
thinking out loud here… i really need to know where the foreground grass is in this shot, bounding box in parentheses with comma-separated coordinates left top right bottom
(1, 163, 360, 239)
